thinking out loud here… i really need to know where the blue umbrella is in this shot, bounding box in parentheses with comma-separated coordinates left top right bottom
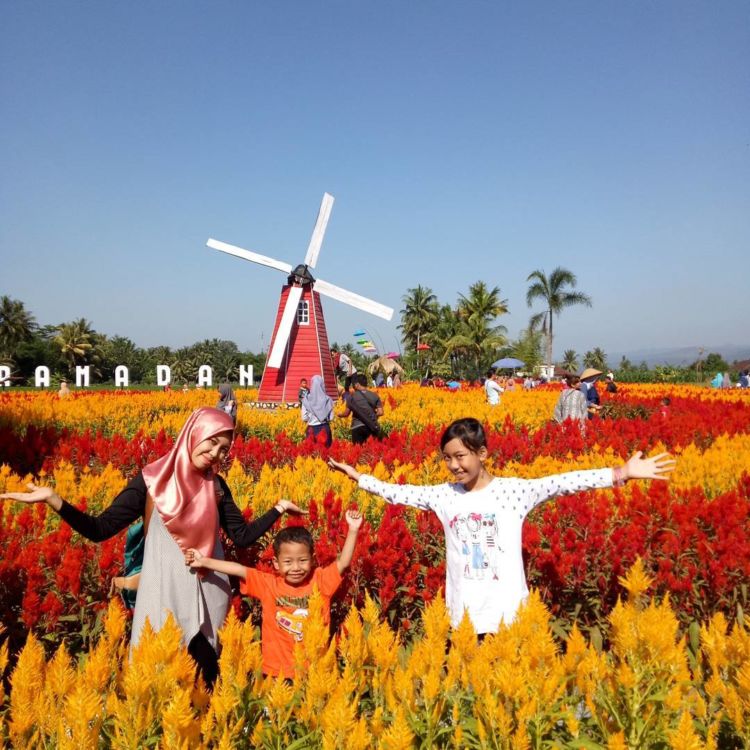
(353, 329, 366, 337)
(492, 357, 525, 369)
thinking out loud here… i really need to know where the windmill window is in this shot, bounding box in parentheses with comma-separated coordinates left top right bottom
(297, 300, 310, 325)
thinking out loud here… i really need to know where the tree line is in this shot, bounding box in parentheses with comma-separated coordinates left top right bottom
(2, 278, 740, 386)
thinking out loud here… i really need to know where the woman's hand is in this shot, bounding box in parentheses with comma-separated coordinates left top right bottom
(327, 458, 361, 482)
(621, 451, 676, 481)
(274, 499, 308, 515)
(0, 483, 62, 510)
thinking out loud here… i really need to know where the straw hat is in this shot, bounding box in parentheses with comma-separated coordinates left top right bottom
(580, 368, 602, 381)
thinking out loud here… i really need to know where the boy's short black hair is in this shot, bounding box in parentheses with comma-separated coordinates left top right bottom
(353, 373, 368, 387)
(273, 526, 314, 556)
(440, 417, 488, 453)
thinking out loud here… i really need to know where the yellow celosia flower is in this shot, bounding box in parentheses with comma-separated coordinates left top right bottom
(379, 707, 414, 750)
(617, 557, 654, 601)
(667, 710, 704, 750)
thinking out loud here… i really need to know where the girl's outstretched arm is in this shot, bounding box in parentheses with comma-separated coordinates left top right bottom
(619, 451, 676, 481)
(327, 459, 361, 482)
(185, 548, 248, 579)
(328, 458, 448, 511)
(520, 451, 675, 516)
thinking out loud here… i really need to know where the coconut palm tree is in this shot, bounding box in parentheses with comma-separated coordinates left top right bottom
(399, 286, 439, 352)
(561, 349, 579, 372)
(442, 281, 509, 377)
(457, 281, 509, 328)
(526, 268, 592, 367)
(0, 296, 36, 361)
(53, 318, 102, 375)
(583, 347, 608, 371)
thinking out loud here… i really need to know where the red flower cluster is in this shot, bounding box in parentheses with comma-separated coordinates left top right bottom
(3, 391, 749, 479)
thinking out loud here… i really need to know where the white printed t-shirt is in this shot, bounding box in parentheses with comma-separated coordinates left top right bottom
(358, 469, 613, 634)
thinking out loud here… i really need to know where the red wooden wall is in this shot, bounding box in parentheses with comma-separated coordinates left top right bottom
(258, 285, 339, 402)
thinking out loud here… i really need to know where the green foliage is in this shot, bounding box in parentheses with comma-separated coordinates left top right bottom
(583, 347, 608, 371)
(502, 328, 544, 372)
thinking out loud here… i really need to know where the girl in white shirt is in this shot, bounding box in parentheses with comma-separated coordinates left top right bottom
(328, 417, 674, 635)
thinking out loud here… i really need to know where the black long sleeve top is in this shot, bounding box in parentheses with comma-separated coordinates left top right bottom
(57, 472, 281, 547)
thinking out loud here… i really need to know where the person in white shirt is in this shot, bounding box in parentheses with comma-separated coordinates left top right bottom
(484, 371, 504, 406)
(329, 417, 674, 635)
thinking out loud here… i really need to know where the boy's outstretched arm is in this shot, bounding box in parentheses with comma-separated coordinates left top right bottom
(337, 510, 363, 574)
(185, 548, 248, 579)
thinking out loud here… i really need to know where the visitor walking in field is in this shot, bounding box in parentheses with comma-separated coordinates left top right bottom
(301, 374, 334, 447)
(329, 417, 674, 636)
(553, 375, 588, 427)
(339, 373, 383, 444)
(484, 370, 504, 406)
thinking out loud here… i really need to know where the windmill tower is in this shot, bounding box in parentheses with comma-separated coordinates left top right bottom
(207, 194, 393, 402)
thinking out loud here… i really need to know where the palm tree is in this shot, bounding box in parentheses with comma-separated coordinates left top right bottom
(457, 281, 509, 328)
(399, 286, 439, 352)
(442, 281, 510, 377)
(0, 296, 36, 361)
(583, 347, 608, 371)
(526, 268, 592, 366)
(561, 349, 579, 372)
(53, 318, 102, 375)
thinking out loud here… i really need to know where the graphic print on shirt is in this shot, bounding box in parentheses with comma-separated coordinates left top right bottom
(449, 512, 503, 580)
(275, 593, 311, 642)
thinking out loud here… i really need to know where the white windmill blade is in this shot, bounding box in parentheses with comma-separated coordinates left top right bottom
(267, 285, 304, 368)
(303, 192, 335, 269)
(207, 238, 293, 274)
(314, 278, 394, 321)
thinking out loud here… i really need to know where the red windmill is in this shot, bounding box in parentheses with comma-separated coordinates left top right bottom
(207, 194, 393, 402)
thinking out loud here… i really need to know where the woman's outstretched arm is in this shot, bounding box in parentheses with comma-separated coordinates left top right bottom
(1, 474, 146, 542)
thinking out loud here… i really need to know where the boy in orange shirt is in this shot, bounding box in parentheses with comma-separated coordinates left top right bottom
(185, 509, 363, 678)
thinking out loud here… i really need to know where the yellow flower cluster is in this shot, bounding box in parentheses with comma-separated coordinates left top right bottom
(1, 563, 748, 748)
(4, 383, 745, 440)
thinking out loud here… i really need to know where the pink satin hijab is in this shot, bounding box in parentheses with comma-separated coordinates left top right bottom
(142, 407, 235, 557)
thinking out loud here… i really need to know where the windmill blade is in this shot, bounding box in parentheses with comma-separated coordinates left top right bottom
(303, 193, 334, 269)
(207, 239, 293, 274)
(267, 285, 304, 369)
(314, 278, 393, 321)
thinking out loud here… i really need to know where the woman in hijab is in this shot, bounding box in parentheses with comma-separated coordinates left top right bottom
(0, 407, 303, 687)
(301, 374, 334, 447)
(216, 383, 237, 422)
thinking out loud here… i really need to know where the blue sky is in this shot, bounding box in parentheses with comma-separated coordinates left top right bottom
(1, 2, 748, 361)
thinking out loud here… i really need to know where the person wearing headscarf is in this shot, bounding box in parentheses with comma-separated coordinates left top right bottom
(301, 374, 334, 447)
(0, 407, 304, 687)
(711, 372, 723, 388)
(216, 383, 237, 422)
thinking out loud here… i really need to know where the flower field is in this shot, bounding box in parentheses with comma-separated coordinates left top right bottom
(0, 384, 749, 747)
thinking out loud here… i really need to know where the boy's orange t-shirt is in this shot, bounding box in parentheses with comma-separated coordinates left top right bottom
(240, 562, 342, 678)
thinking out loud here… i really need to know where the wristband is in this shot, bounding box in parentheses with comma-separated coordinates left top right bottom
(612, 466, 626, 487)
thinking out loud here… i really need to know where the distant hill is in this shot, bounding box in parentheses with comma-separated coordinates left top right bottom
(608, 344, 750, 368)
